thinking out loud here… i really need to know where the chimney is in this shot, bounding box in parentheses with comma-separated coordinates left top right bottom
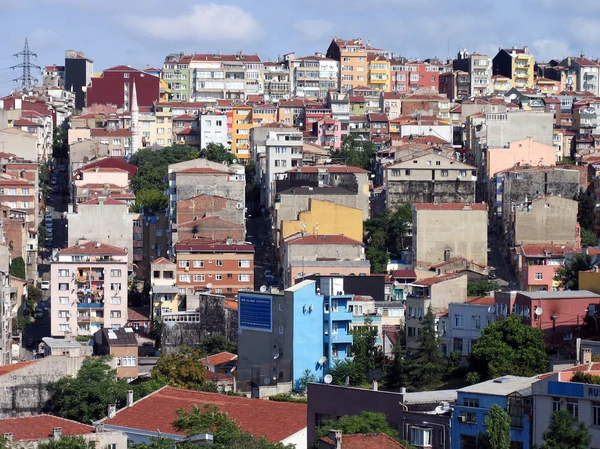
(127, 390, 134, 407)
(400, 386, 406, 395)
(524, 46, 529, 54)
(95, 423, 105, 433)
(344, 376, 350, 387)
(53, 428, 62, 439)
(328, 430, 342, 449)
(372, 380, 378, 391)
(107, 404, 116, 419)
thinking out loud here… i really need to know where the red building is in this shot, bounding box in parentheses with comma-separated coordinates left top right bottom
(86, 65, 160, 110)
(390, 60, 440, 93)
(494, 290, 600, 344)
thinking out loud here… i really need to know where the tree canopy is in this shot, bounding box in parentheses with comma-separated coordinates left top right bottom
(581, 227, 598, 247)
(554, 253, 592, 291)
(364, 205, 412, 273)
(201, 334, 237, 355)
(383, 327, 410, 391)
(9, 256, 25, 280)
(540, 409, 591, 449)
(151, 346, 208, 390)
(200, 143, 235, 164)
(409, 305, 445, 390)
(37, 436, 90, 449)
(478, 404, 510, 449)
(467, 280, 500, 296)
(315, 411, 399, 440)
(331, 135, 377, 170)
(468, 316, 548, 383)
(577, 188, 596, 233)
(129, 189, 169, 213)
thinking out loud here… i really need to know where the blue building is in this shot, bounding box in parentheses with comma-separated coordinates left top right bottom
(237, 277, 381, 397)
(451, 375, 536, 449)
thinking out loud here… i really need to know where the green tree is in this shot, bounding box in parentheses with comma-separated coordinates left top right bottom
(409, 305, 445, 390)
(365, 229, 389, 273)
(383, 327, 411, 391)
(350, 317, 381, 383)
(468, 315, 548, 382)
(315, 411, 399, 440)
(295, 369, 317, 393)
(9, 257, 25, 279)
(581, 227, 598, 247)
(37, 436, 91, 449)
(46, 356, 129, 423)
(364, 205, 412, 258)
(172, 404, 295, 449)
(327, 358, 365, 387)
(540, 409, 591, 449)
(38, 222, 47, 249)
(149, 315, 164, 349)
(577, 188, 596, 232)
(129, 189, 168, 213)
(478, 404, 510, 449)
(467, 280, 501, 296)
(201, 334, 237, 355)
(28, 285, 43, 303)
(332, 135, 376, 170)
(200, 143, 235, 164)
(554, 253, 592, 291)
(151, 346, 208, 390)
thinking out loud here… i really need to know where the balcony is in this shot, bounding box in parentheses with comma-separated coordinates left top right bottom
(77, 302, 104, 309)
(330, 311, 353, 321)
(324, 333, 353, 344)
(323, 127, 336, 135)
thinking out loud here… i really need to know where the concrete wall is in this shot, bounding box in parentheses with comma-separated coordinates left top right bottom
(486, 112, 554, 148)
(0, 129, 38, 162)
(0, 356, 85, 417)
(413, 206, 488, 266)
(69, 140, 110, 171)
(68, 128, 92, 145)
(176, 195, 243, 226)
(487, 138, 556, 178)
(276, 192, 367, 226)
(513, 196, 578, 246)
(67, 202, 134, 268)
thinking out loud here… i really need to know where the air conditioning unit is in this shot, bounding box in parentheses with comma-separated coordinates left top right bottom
(236, 202, 243, 209)
(458, 416, 466, 423)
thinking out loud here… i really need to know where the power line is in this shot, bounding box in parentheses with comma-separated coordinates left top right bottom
(10, 38, 41, 91)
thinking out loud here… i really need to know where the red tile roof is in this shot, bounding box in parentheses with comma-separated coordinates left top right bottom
(368, 113, 389, 122)
(574, 57, 599, 67)
(286, 165, 369, 174)
(103, 386, 306, 443)
(319, 433, 407, 449)
(177, 127, 199, 136)
(286, 235, 363, 246)
(412, 273, 465, 286)
(90, 128, 131, 137)
(519, 244, 574, 258)
(79, 198, 128, 206)
(173, 114, 196, 121)
(151, 257, 174, 265)
(225, 299, 239, 311)
(58, 241, 127, 256)
(176, 167, 228, 174)
(0, 360, 38, 376)
(430, 256, 486, 269)
(205, 352, 238, 367)
(13, 119, 41, 127)
(392, 269, 417, 278)
(203, 370, 234, 382)
(466, 296, 495, 305)
(192, 53, 262, 63)
(74, 158, 138, 178)
(0, 415, 94, 441)
(128, 307, 150, 322)
(175, 239, 254, 253)
(412, 203, 487, 211)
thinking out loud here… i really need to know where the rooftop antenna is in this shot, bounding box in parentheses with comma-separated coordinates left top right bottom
(11, 38, 41, 91)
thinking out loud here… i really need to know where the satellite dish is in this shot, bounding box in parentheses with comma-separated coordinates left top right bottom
(324, 374, 333, 384)
(509, 93, 518, 100)
(260, 285, 267, 293)
(206, 283, 213, 289)
(263, 377, 271, 385)
(535, 307, 544, 316)
(488, 306, 494, 314)
(317, 356, 327, 365)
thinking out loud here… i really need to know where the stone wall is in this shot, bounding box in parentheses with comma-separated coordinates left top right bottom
(387, 179, 476, 209)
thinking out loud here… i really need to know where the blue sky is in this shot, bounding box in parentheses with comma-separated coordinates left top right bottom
(0, 0, 599, 92)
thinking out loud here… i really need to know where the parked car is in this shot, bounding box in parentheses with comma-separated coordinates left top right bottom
(40, 280, 50, 290)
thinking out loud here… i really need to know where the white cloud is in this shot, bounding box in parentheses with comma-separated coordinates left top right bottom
(293, 19, 337, 44)
(531, 39, 572, 61)
(129, 3, 261, 43)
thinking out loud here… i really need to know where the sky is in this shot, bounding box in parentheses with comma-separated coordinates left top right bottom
(0, 0, 599, 91)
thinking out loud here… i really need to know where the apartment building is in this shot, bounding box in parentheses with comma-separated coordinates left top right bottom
(231, 104, 253, 159)
(453, 50, 492, 96)
(174, 238, 254, 297)
(0, 174, 37, 226)
(558, 57, 600, 96)
(93, 327, 138, 380)
(150, 257, 179, 317)
(89, 129, 132, 158)
(326, 38, 370, 93)
(162, 53, 191, 101)
(0, 245, 9, 366)
(50, 241, 128, 337)
(493, 46, 535, 89)
(86, 66, 160, 110)
(198, 113, 229, 149)
(264, 130, 303, 207)
(389, 59, 441, 94)
(263, 61, 291, 102)
(285, 53, 339, 99)
(367, 54, 390, 92)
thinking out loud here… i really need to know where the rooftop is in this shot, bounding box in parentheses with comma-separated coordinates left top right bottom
(57, 241, 127, 257)
(286, 165, 369, 174)
(103, 386, 306, 443)
(73, 158, 138, 179)
(391, 269, 417, 278)
(286, 234, 363, 246)
(205, 352, 238, 367)
(412, 273, 465, 286)
(413, 203, 487, 211)
(41, 338, 83, 349)
(128, 307, 150, 322)
(175, 239, 254, 254)
(0, 415, 94, 441)
(519, 243, 575, 258)
(517, 290, 600, 300)
(98, 327, 137, 346)
(458, 375, 536, 396)
(465, 296, 495, 305)
(0, 360, 38, 376)
(319, 433, 408, 449)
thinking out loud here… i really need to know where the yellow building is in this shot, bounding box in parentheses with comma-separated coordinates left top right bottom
(231, 105, 253, 160)
(579, 267, 600, 295)
(281, 199, 363, 244)
(252, 104, 277, 126)
(326, 38, 369, 93)
(367, 54, 391, 92)
(150, 257, 179, 316)
(493, 47, 535, 89)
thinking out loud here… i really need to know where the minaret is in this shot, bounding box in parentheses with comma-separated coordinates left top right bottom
(130, 80, 139, 155)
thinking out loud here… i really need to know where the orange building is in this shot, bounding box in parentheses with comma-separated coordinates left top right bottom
(326, 38, 369, 93)
(231, 105, 252, 160)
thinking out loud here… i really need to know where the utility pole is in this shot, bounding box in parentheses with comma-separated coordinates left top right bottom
(11, 38, 41, 91)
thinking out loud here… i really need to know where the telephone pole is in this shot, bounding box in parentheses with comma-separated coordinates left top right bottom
(11, 38, 41, 91)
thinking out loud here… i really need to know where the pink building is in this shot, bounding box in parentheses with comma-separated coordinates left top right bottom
(50, 241, 129, 337)
(516, 244, 574, 291)
(315, 117, 342, 149)
(486, 137, 557, 178)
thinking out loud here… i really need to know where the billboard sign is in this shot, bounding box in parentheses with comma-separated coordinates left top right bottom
(239, 293, 272, 332)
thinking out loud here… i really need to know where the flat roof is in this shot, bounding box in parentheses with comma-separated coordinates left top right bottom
(518, 290, 600, 300)
(458, 375, 536, 396)
(42, 338, 83, 349)
(404, 389, 457, 404)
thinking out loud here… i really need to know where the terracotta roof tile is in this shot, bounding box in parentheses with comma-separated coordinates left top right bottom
(74, 158, 138, 178)
(0, 360, 38, 376)
(519, 244, 574, 258)
(286, 165, 369, 174)
(176, 167, 228, 174)
(128, 307, 150, 322)
(151, 257, 174, 265)
(175, 239, 254, 253)
(0, 415, 94, 441)
(466, 296, 495, 305)
(103, 386, 306, 443)
(392, 269, 417, 278)
(58, 241, 127, 256)
(319, 433, 407, 449)
(90, 128, 131, 138)
(13, 119, 40, 127)
(412, 273, 465, 286)
(205, 352, 238, 366)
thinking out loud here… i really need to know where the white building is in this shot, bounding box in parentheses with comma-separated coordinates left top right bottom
(50, 241, 128, 337)
(198, 113, 229, 150)
(264, 130, 303, 207)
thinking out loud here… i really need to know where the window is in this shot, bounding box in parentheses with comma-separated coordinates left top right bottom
(110, 311, 121, 319)
(163, 271, 173, 279)
(193, 260, 204, 268)
(22, 188, 30, 195)
(179, 260, 189, 268)
(8, 188, 16, 195)
(58, 297, 69, 305)
(111, 269, 121, 277)
(193, 274, 205, 282)
(410, 74, 420, 82)
(238, 260, 250, 268)
(410, 428, 432, 447)
(324, 303, 330, 313)
(567, 400, 579, 420)
(441, 169, 449, 177)
(454, 314, 464, 327)
(332, 300, 338, 312)
(405, 169, 411, 176)
(464, 398, 480, 408)
(124, 73, 130, 78)
(238, 274, 251, 282)
(534, 273, 543, 280)
(112, 138, 121, 145)
(459, 170, 467, 177)
(58, 310, 69, 318)
(59, 324, 70, 332)
(552, 397, 560, 412)
(453, 337, 463, 353)
(215, 288, 222, 294)
(111, 297, 121, 305)
(216, 260, 223, 266)
(122, 356, 136, 366)
(471, 316, 481, 330)
(58, 269, 69, 277)
(179, 274, 191, 282)
(215, 274, 222, 280)
(110, 283, 121, 291)
(332, 322, 338, 334)
(593, 402, 600, 426)
(462, 411, 477, 423)
(59, 283, 69, 291)
(460, 435, 477, 449)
